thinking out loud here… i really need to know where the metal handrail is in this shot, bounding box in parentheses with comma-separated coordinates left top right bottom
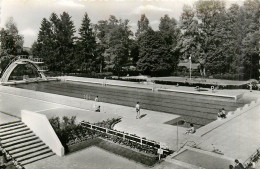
(31, 58, 43, 63)
(81, 122, 172, 154)
(243, 147, 260, 167)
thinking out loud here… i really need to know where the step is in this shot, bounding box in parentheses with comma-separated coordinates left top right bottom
(0, 122, 24, 129)
(0, 124, 27, 133)
(16, 149, 53, 162)
(3, 136, 38, 148)
(5, 139, 42, 152)
(9, 142, 46, 155)
(1, 133, 35, 144)
(0, 121, 21, 127)
(21, 152, 55, 166)
(12, 145, 49, 159)
(1, 130, 33, 140)
(0, 127, 30, 137)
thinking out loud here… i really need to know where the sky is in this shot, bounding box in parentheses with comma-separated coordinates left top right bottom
(0, 0, 244, 47)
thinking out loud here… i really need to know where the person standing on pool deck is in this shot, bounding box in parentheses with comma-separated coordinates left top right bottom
(93, 96, 99, 111)
(136, 102, 140, 119)
(95, 96, 99, 102)
(249, 82, 253, 92)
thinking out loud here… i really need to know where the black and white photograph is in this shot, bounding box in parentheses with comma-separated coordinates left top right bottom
(0, 0, 259, 168)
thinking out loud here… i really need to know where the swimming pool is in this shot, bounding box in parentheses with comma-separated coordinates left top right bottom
(12, 80, 244, 126)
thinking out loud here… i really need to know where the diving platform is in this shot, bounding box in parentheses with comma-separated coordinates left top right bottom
(0, 55, 48, 83)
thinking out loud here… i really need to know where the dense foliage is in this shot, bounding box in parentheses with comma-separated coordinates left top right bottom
(177, 0, 260, 80)
(49, 116, 95, 153)
(49, 116, 121, 152)
(1, 0, 259, 80)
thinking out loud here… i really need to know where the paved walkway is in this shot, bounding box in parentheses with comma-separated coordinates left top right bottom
(0, 112, 19, 124)
(196, 103, 260, 162)
(99, 101, 187, 150)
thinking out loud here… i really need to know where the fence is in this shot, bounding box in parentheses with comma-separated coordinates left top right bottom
(80, 121, 172, 156)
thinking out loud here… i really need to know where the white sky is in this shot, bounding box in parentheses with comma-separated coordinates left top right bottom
(0, 0, 244, 47)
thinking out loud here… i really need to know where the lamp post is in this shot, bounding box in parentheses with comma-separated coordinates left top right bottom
(176, 120, 185, 151)
(189, 56, 192, 81)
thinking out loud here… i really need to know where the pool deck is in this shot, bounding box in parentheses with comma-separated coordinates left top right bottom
(0, 77, 259, 168)
(195, 101, 260, 162)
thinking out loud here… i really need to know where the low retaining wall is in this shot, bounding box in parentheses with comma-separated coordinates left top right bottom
(67, 137, 158, 166)
(97, 138, 158, 166)
(68, 138, 101, 153)
(64, 78, 152, 91)
(21, 110, 65, 156)
(158, 88, 239, 101)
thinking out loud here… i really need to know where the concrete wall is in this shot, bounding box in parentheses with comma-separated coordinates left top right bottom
(21, 110, 65, 156)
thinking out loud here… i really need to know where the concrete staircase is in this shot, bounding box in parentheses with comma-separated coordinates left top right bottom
(0, 121, 55, 166)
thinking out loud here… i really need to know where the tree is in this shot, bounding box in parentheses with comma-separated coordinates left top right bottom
(77, 12, 97, 73)
(0, 28, 16, 56)
(159, 14, 181, 72)
(49, 12, 61, 71)
(5, 17, 24, 54)
(240, 0, 260, 80)
(0, 17, 24, 73)
(225, 4, 243, 77)
(194, 0, 228, 76)
(159, 14, 180, 46)
(107, 18, 132, 75)
(32, 18, 54, 70)
(0, 17, 24, 56)
(137, 29, 174, 76)
(33, 12, 76, 74)
(55, 12, 76, 73)
(177, 5, 204, 75)
(135, 14, 151, 38)
(176, 0, 260, 80)
(95, 16, 132, 75)
(129, 40, 139, 66)
(94, 20, 109, 72)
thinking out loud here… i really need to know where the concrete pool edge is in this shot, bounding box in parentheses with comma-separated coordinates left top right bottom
(167, 146, 234, 169)
(195, 99, 259, 137)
